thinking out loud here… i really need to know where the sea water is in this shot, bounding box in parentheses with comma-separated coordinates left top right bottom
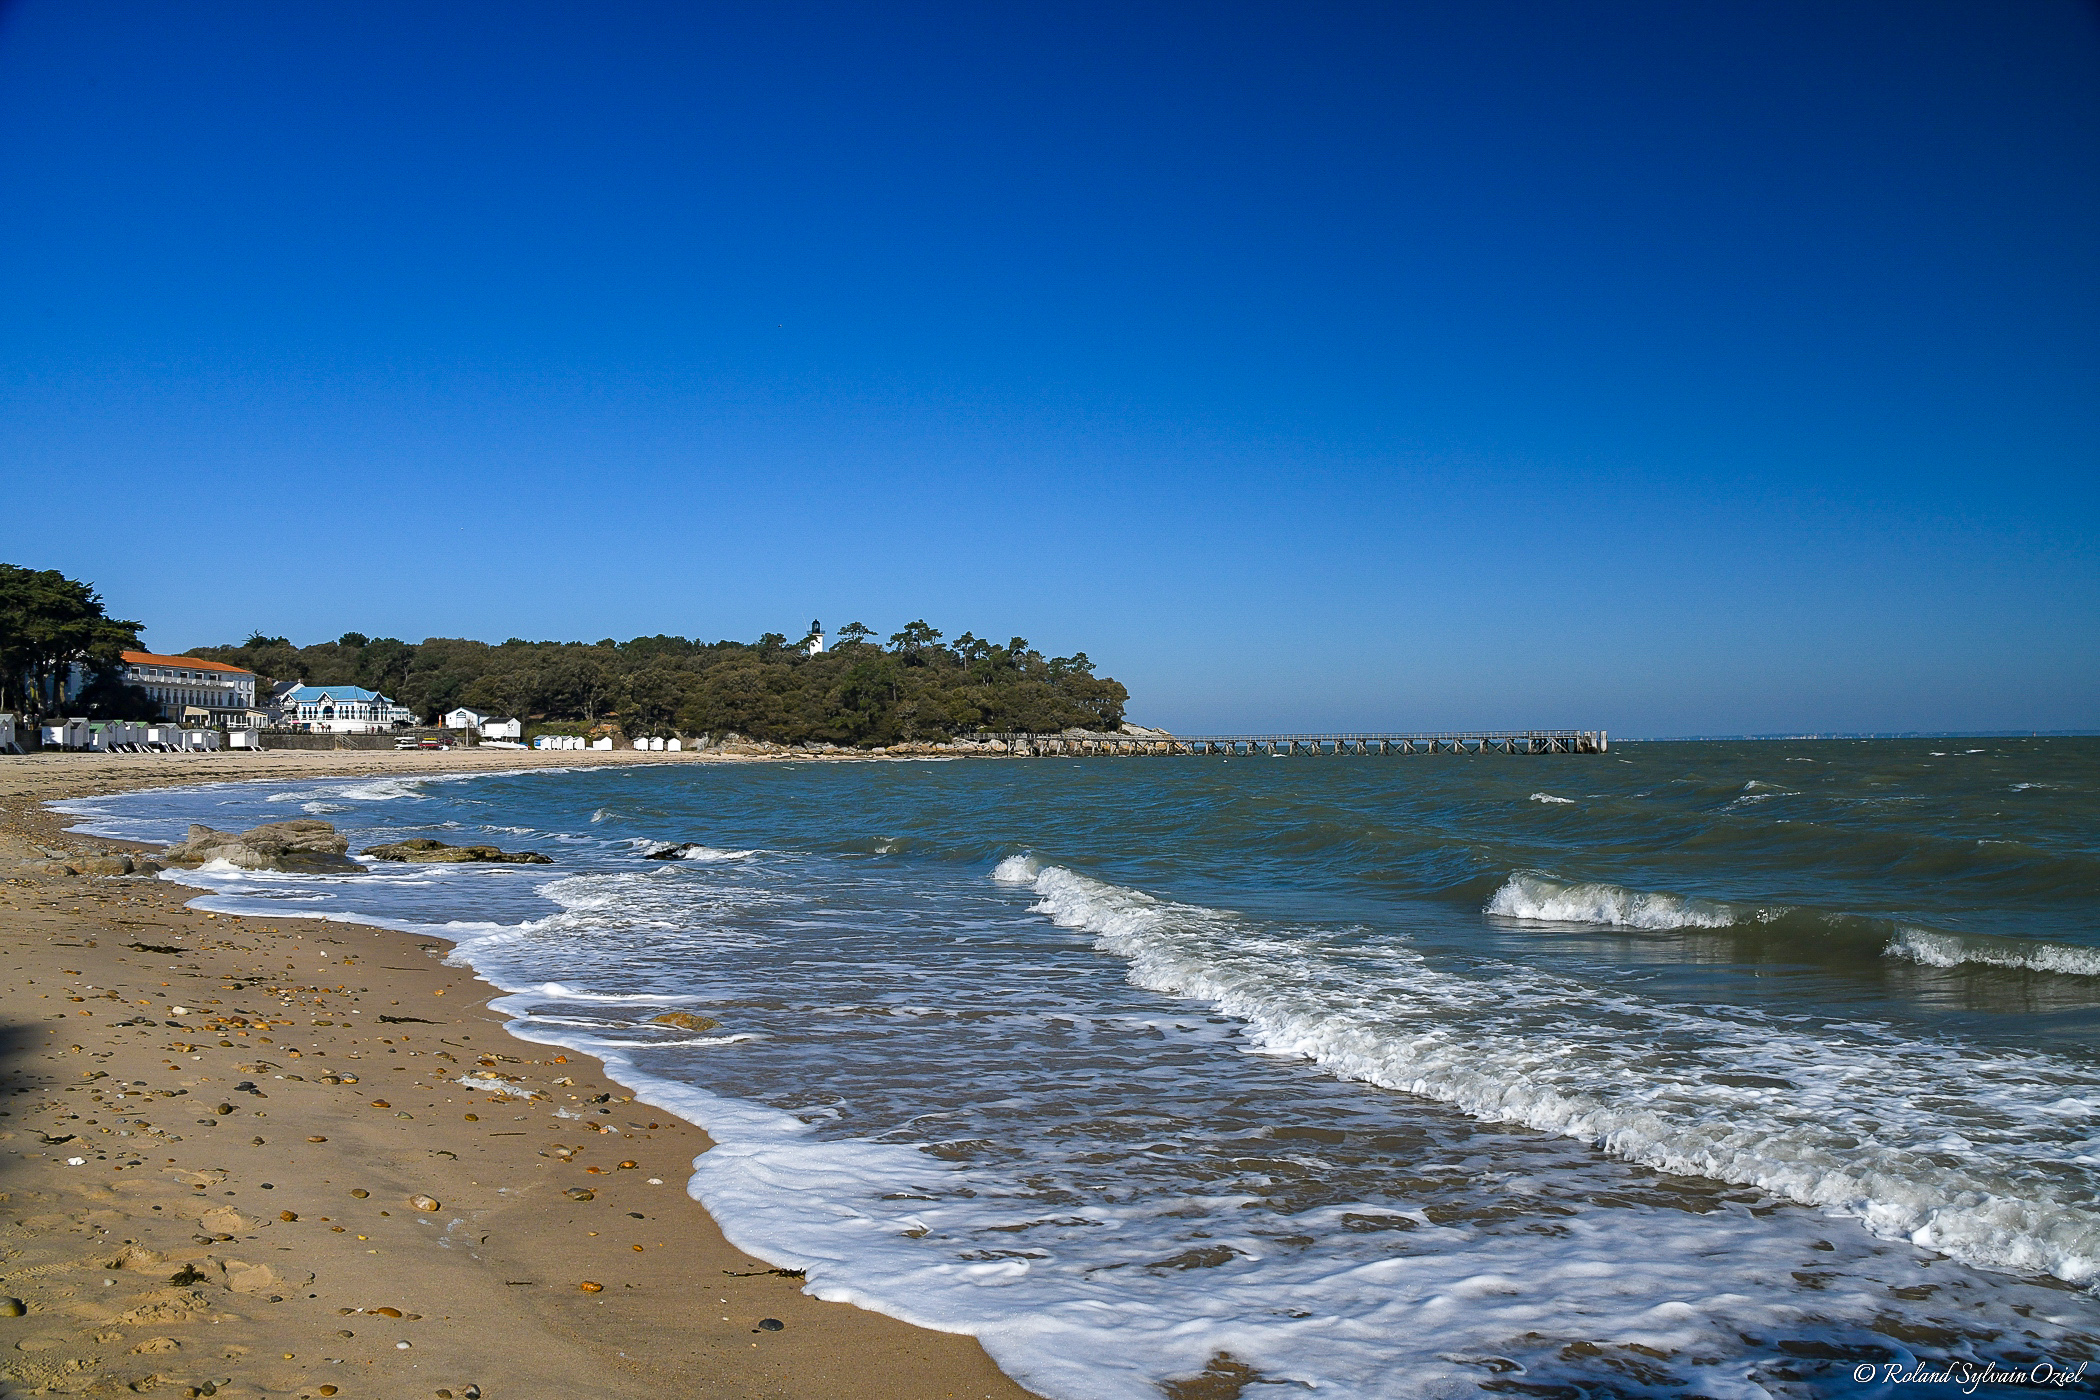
(58, 740, 2100, 1397)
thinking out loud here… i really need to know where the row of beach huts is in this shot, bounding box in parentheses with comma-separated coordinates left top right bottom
(0, 714, 262, 755)
(530, 734, 685, 751)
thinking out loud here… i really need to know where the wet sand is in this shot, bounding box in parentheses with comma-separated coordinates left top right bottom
(0, 751, 1037, 1399)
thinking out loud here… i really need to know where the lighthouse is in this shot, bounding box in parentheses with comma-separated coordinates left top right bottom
(807, 620, 825, 656)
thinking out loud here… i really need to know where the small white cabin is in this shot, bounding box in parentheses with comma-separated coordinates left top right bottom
(443, 707, 488, 730)
(43, 718, 90, 750)
(479, 716, 524, 740)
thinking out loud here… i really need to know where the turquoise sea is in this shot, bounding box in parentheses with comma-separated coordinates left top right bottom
(60, 739, 2100, 1397)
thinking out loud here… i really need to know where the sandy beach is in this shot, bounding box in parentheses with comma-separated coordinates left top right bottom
(0, 750, 1038, 1399)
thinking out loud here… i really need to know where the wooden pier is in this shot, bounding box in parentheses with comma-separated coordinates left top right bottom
(977, 730, 1607, 757)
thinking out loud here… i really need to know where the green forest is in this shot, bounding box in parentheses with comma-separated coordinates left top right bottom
(188, 622, 1128, 745)
(5, 562, 1131, 742)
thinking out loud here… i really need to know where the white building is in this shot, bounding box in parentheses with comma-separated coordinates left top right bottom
(442, 706, 487, 730)
(479, 716, 523, 740)
(108, 651, 260, 728)
(806, 620, 825, 656)
(283, 685, 416, 733)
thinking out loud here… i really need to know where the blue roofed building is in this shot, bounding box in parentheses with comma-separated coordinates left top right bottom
(281, 684, 416, 733)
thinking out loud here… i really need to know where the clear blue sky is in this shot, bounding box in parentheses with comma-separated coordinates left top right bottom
(2, 1, 2095, 736)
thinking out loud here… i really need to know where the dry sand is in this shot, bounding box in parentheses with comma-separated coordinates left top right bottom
(0, 750, 1039, 1399)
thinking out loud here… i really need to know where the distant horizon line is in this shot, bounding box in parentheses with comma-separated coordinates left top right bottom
(1617, 730, 2098, 742)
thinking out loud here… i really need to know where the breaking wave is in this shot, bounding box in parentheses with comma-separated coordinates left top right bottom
(1888, 928, 2100, 979)
(1485, 873, 1749, 929)
(1489, 875, 2100, 979)
(1004, 860, 2100, 1285)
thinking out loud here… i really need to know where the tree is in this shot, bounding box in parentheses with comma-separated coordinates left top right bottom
(358, 638, 415, 700)
(836, 621, 875, 647)
(887, 619, 944, 663)
(0, 564, 142, 718)
(620, 667, 692, 736)
(70, 670, 160, 721)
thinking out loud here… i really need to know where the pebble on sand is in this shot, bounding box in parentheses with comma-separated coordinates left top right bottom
(579, 1281, 604, 1293)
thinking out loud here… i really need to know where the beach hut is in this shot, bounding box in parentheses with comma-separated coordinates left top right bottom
(0, 713, 15, 754)
(666, 738, 681, 752)
(146, 725, 182, 751)
(591, 735, 614, 750)
(229, 729, 262, 749)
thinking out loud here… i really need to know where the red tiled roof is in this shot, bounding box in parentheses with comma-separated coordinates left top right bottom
(121, 651, 255, 677)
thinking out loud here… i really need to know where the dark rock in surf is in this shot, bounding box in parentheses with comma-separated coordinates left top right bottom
(642, 843, 703, 860)
(361, 838, 553, 865)
(649, 1011, 719, 1032)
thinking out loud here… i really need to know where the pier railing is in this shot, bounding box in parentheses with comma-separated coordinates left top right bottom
(974, 730, 1607, 756)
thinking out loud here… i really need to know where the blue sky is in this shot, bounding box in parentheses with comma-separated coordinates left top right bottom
(2, 1, 2095, 736)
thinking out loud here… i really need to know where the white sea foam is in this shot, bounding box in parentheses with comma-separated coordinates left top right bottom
(1887, 928, 2100, 979)
(1013, 862, 2100, 1285)
(672, 845, 760, 863)
(529, 981, 698, 1004)
(1529, 792, 1576, 805)
(484, 975, 2099, 1400)
(1485, 873, 1746, 930)
(991, 853, 1043, 884)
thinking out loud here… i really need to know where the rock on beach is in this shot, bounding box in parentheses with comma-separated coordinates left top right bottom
(160, 818, 364, 874)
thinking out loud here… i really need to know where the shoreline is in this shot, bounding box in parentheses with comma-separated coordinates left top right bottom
(0, 751, 1038, 1399)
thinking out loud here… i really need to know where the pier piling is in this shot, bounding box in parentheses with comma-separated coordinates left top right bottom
(977, 730, 1606, 757)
